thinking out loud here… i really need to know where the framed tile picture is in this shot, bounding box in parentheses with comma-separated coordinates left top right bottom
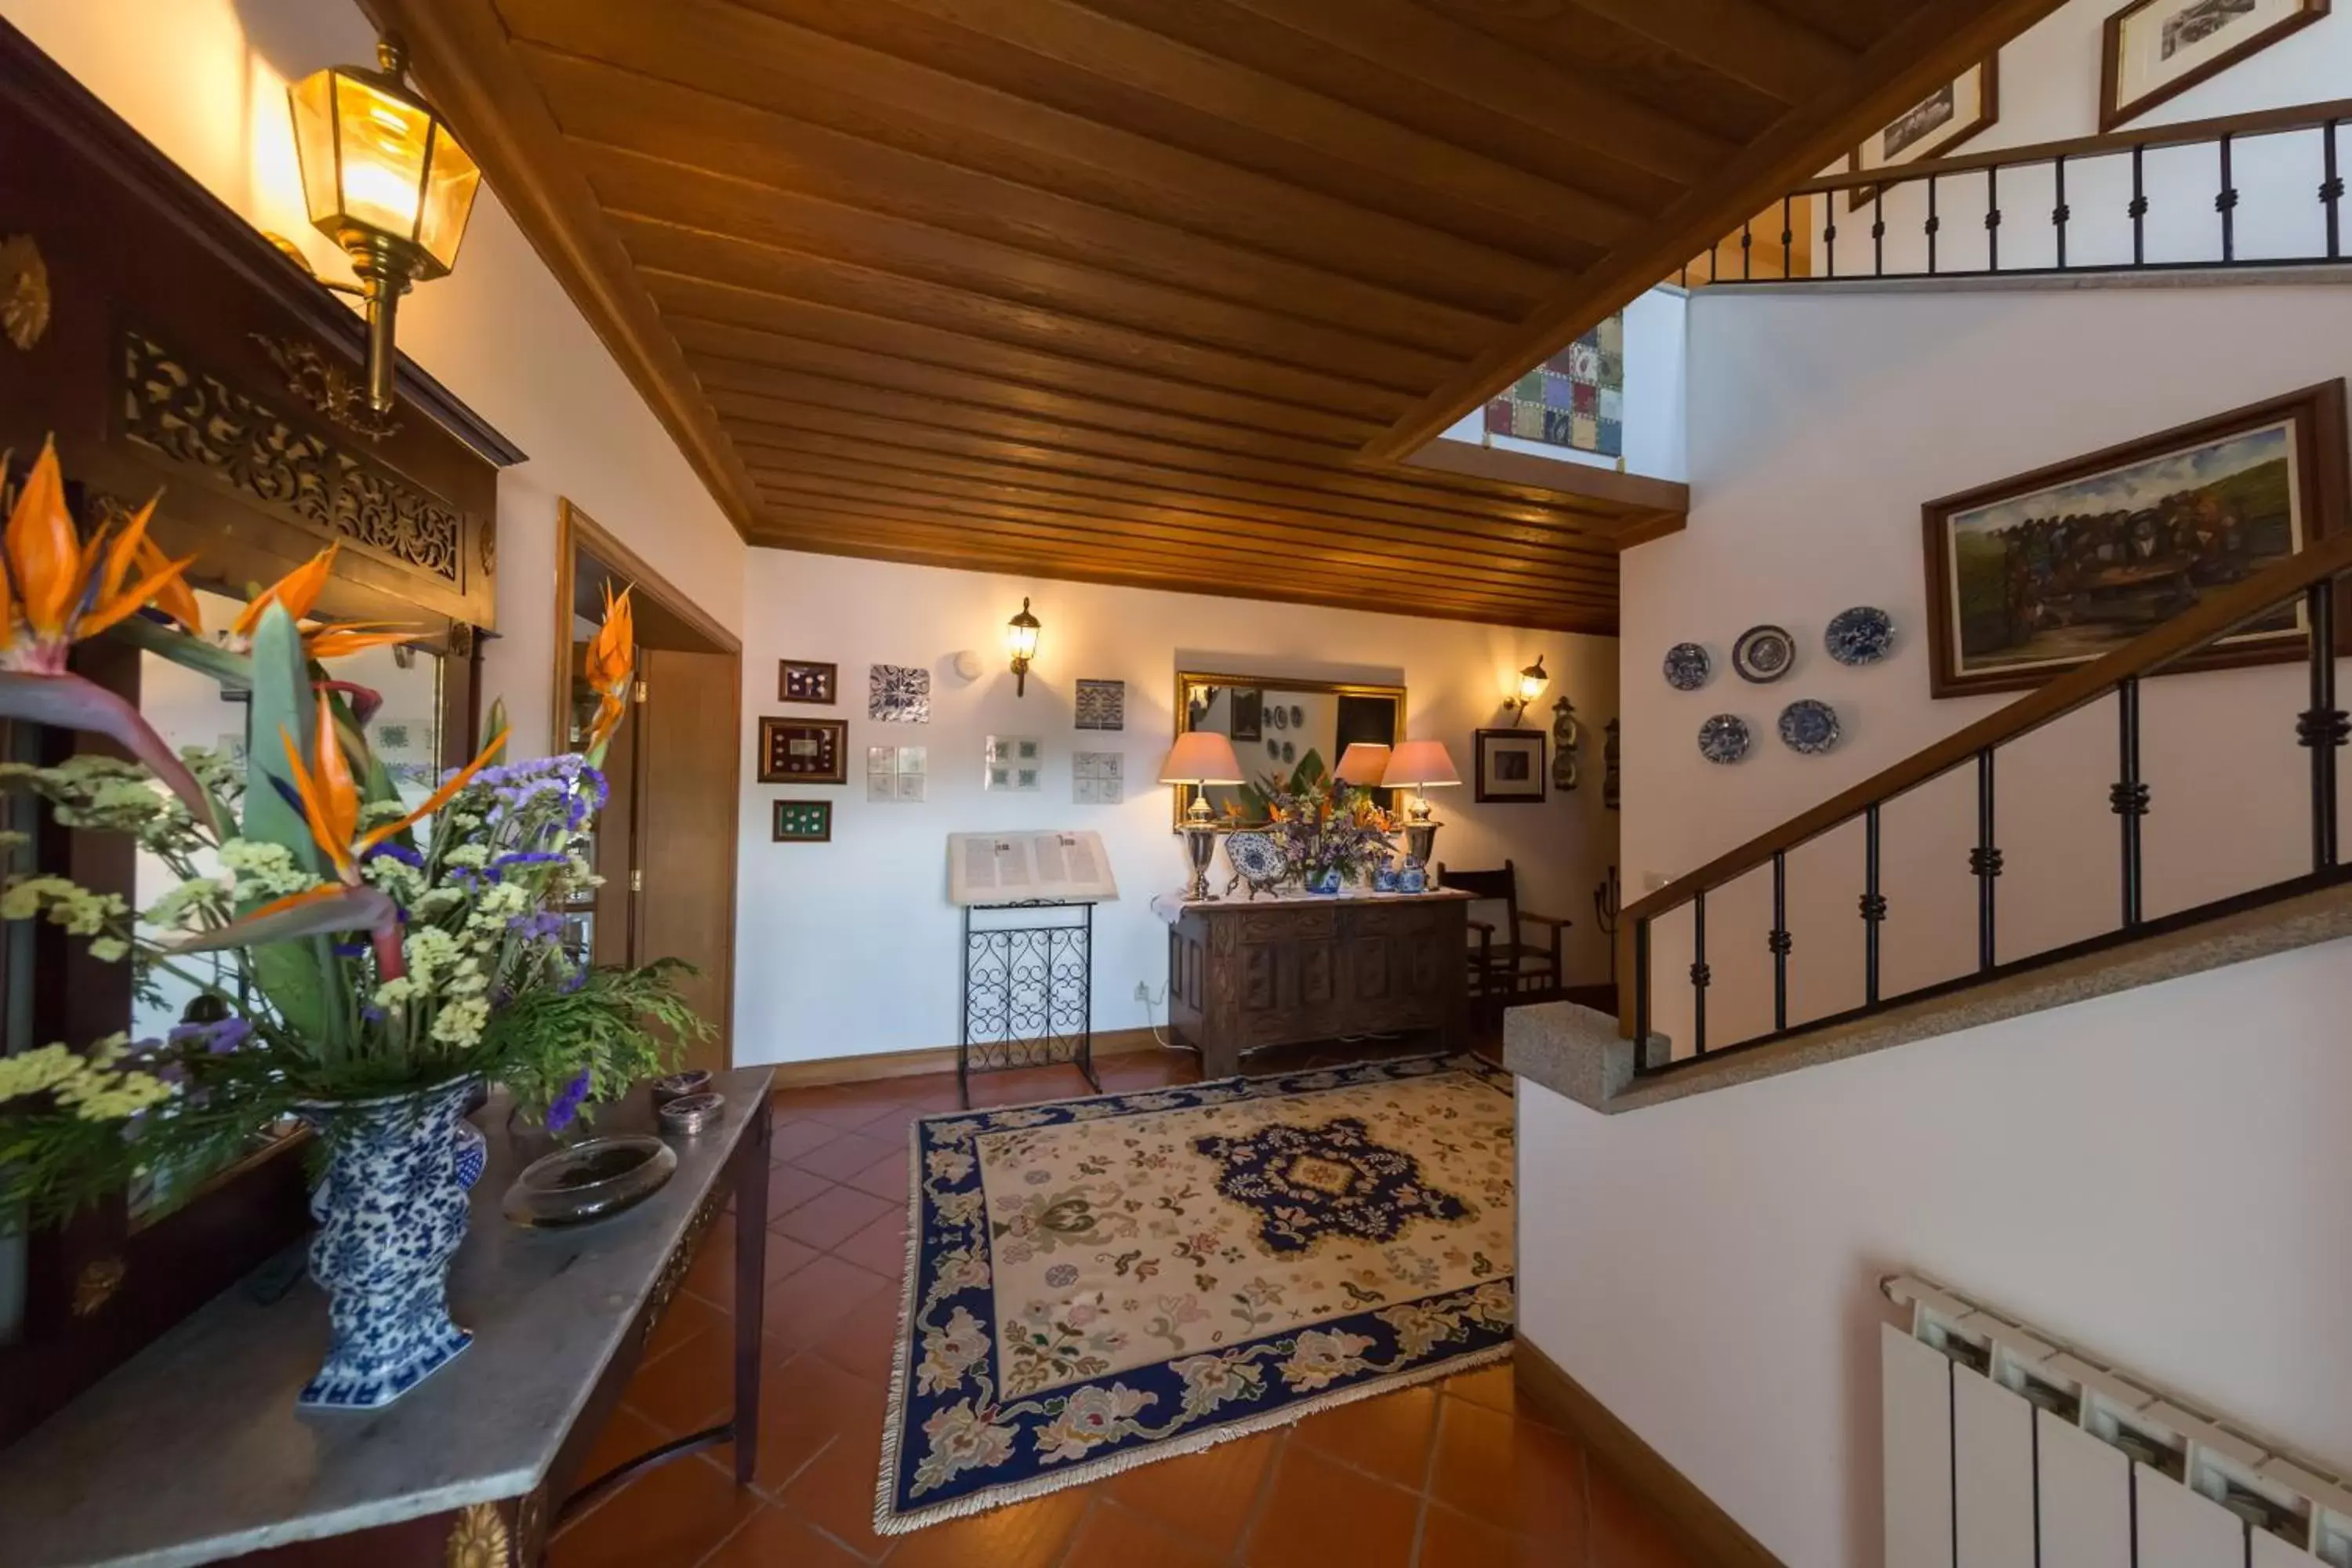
(758, 717, 848, 783)
(1474, 728, 1548, 803)
(984, 735, 1043, 792)
(867, 744, 927, 803)
(779, 659, 837, 704)
(1073, 679, 1125, 731)
(869, 663, 931, 723)
(772, 800, 833, 843)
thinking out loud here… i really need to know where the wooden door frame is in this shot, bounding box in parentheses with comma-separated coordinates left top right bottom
(552, 498, 742, 1060)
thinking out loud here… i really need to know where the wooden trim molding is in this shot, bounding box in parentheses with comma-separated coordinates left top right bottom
(762, 1028, 1172, 1091)
(1514, 1335, 1788, 1568)
(550, 496, 742, 751)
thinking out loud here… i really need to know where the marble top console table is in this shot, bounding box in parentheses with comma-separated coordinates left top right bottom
(0, 1068, 775, 1566)
(1159, 888, 1472, 1076)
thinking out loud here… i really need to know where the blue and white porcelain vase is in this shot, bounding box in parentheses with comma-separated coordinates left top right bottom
(1372, 862, 1400, 893)
(296, 1076, 478, 1410)
(1399, 862, 1428, 894)
(1305, 867, 1344, 895)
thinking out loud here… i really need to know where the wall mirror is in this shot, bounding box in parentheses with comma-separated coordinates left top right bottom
(1173, 670, 1405, 829)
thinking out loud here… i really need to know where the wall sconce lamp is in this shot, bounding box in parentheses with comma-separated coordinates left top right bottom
(285, 36, 482, 414)
(1160, 731, 1244, 901)
(1503, 655, 1550, 724)
(1005, 597, 1041, 695)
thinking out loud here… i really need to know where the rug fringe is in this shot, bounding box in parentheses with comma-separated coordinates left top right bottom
(869, 1051, 1514, 1537)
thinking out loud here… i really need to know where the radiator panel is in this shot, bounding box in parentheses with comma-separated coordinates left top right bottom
(1884, 1323, 1957, 1568)
(2036, 1408, 2132, 1568)
(1952, 1371, 2035, 1568)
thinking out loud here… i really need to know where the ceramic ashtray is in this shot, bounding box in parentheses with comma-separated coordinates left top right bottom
(651, 1069, 711, 1105)
(658, 1091, 724, 1136)
(502, 1134, 677, 1228)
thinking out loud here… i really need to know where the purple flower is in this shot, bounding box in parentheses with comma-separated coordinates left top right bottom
(362, 842, 424, 868)
(546, 1069, 592, 1132)
(506, 909, 566, 942)
(167, 1016, 252, 1055)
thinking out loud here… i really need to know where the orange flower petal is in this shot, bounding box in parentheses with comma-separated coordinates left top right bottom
(355, 724, 510, 855)
(280, 723, 357, 880)
(245, 884, 352, 923)
(232, 546, 338, 638)
(5, 439, 82, 639)
(77, 551, 197, 641)
(303, 621, 413, 660)
(136, 531, 203, 633)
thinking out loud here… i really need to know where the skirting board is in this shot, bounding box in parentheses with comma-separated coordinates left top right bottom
(1515, 1336, 1787, 1568)
(763, 1027, 1173, 1090)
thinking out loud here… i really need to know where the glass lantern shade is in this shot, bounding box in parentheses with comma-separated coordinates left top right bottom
(1004, 598, 1041, 664)
(1515, 657, 1550, 707)
(288, 56, 480, 278)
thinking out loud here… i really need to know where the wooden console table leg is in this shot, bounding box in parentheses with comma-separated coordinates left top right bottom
(731, 1093, 771, 1484)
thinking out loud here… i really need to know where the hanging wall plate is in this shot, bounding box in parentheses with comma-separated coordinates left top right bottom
(1731, 624, 1795, 683)
(1697, 714, 1752, 764)
(1824, 606, 1895, 666)
(1777, 698, 1842, 755)
(1663, 643, 1711, 691)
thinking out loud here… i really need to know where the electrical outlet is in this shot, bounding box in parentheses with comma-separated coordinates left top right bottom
(1133, 981, 1152, 1003)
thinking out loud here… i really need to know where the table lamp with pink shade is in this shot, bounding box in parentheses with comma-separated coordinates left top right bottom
(1381, 739, 1461, 879)
(1334, 742, 1392, 786)
(1161, 731, 1245, 900)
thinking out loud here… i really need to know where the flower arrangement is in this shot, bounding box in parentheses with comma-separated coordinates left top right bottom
(0, 439, 706, 1226)
(1262, 778, 1399, 889)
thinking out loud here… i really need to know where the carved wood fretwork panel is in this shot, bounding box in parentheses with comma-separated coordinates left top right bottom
(120, 327, 465, 586)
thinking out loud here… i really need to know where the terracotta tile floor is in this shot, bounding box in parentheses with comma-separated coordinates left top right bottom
(549, 1041, 1697, 1567)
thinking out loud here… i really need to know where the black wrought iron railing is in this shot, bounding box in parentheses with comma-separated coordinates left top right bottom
(1676, 98, 2350, 287)
(1617, 520, 2352, 1078)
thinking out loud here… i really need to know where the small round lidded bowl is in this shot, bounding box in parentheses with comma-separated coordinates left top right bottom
(651, 1069, 712, 1106)
(502, 1134, 677, 1228)
(658, 1091, 724, 1136)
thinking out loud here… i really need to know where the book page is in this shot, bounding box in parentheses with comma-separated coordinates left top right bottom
(947, 831, 1120, 905)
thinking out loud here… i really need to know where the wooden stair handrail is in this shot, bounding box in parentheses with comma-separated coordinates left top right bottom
(1791, 96, 2352, 198)
(1622, 524, 2352, 930)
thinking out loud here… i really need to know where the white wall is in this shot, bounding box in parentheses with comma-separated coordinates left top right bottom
(1621, 281, 2352, 1052)
(1519, 935, 2352, 1567)
(731, 549, 1619, 1065)
(2, 0, 749, 757)
(1438, 286, 1690, 483)
(1816, 0, 2352, 274)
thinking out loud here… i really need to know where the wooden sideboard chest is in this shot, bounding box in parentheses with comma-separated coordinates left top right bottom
(1164, 890, 1471, 1076)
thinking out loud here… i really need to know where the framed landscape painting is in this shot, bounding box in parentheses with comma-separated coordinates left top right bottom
(2101, 0, 2329, 130)
(1922, 380, 2349, 698)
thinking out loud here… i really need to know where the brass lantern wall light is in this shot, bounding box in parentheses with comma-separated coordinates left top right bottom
(1005, 597, 1041, 695)
(285, 36, 481, 414)
(1502, 655, 1549, 724)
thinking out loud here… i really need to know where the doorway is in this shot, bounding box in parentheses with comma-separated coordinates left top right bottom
(552, 500, 742, 1072)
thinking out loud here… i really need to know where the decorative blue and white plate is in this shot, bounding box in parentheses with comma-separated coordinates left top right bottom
(1270, 706, 1288, 731)
(1265, 739, 1280, 758)
(1777, 699, 1841, 755)
(1824, 606, 1894, 666)
(1225, 830, 1288, 889)
(1698, 714, 1751, 764)
(1663, 643, 1711, 691)
(1289, 704, 1306, 728)
(1732, 625, 1795, 684)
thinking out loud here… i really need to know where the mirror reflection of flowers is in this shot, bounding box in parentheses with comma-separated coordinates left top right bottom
(0, 437, 707, 1225)
(1256, 779, 1398, 888)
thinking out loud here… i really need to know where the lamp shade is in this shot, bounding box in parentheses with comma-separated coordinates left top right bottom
(1160, 731, 1245, 785)
(1334, 742, 1392, 784)
(1382, 739, 1461, 788)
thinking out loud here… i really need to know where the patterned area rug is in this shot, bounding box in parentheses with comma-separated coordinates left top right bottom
(877, 1054, 1515, 1533)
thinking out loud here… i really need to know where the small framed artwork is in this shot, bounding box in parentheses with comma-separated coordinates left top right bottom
(1229, 688, 1263, 742)
(1073, 750, 1124, 804)
(1847, 56, 1998, 205)
(758, 717, 848, 783)
(984, 735, 1043, 792)
(1922, 379, 2348, 699)
(772, 800, 833, 843)
(867, 745, 927, 803)
(779, 659, 837, 704)
(1074, 678, 1125, 731)
(869, 663, 931, 723)
(1474, 728, 1548, 803)
(2102, 0, 2328, 131)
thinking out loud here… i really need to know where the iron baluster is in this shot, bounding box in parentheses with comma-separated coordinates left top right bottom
(2299, 580, 2347, 872)
(1971, 749, 2002, 971)
(2053, 154, 2070, 270)
(2130, 143, 2148, 266)
(1861, 803, 1886, 1005)
(1742, 219, 1754, 281)
(2217, 131, 2238, 263)
(2112, 677, 2148, 929)
(1781, 194, 1794, 276)
(1825, 201, 1837, 278)
(1985, 165, 2000, 272)
(2325, 118, 2343, 261)
(1769, 851, 1791, 1032)
(1690, 891, 1710, 1056)
(1873, 196, 1886, 276)
(1926, 174, 1940, 274)
(1633, 915, 1653, 1065)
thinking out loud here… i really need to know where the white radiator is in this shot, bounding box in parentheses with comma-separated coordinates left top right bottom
(1881, 1275, 2352, 1568)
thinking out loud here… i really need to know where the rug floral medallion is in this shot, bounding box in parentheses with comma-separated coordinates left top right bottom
(877, 1054, 1515, 1532)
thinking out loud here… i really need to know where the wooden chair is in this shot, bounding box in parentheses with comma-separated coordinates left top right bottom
(1438, 860, 1572, 1022)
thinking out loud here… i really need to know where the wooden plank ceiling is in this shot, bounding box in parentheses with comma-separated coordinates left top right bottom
(378, 0, 2057, 632)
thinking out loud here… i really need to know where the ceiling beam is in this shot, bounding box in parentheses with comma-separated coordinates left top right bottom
(1564, 0, 1856, 103)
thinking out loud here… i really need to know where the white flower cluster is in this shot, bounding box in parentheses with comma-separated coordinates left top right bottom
(2, 875, 129, 935)
(0, 1036, 175, 1121)
(216, 839, 321, 902)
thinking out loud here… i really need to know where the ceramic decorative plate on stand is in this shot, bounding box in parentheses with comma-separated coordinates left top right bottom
(1777, 699, 1842, 755)
(1824, 606, 1895, 666)
(1663, 643, 1711, 691)
(1732, 625, 1795, 683)
(1225, 831, 1289, 896)
(1698, 714, 1752, 764)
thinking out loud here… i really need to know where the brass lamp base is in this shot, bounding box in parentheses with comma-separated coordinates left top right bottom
(1404, 821, 1439, 885)
(1181, 824, 1219, 901)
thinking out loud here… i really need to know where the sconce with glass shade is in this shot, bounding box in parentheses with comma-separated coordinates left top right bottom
(285, 36, 481, 414)
(1160, 731, 1244, 901)
(1503, 655, 1550, 724)
(1381, 739, 1461, 880)
(1005, 597, 1041, 695)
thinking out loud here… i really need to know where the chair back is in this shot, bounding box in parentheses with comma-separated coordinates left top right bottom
(1436, 861, 1521, 935)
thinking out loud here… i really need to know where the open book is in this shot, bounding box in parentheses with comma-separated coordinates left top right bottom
(947, 830, 1120, 906)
